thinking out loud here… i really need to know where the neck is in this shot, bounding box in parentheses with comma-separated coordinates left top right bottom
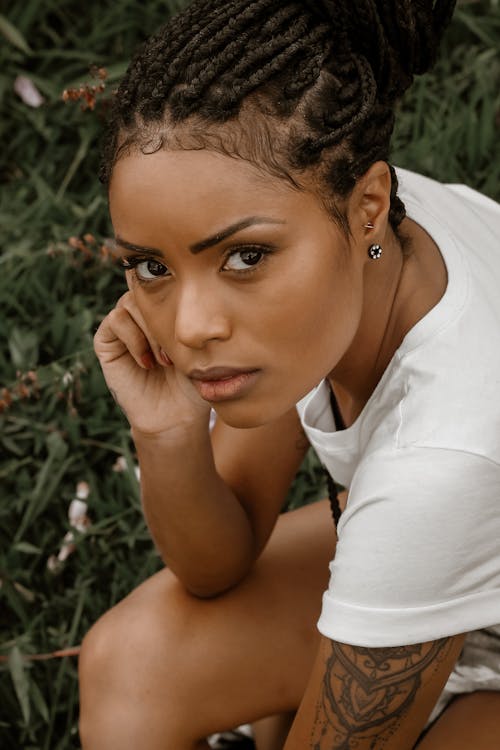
(327, 217, 446, 426)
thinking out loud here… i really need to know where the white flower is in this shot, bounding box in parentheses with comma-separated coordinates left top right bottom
(76, 481, 90, 500)
(112, 455, 127, 473)
(46, 489, 91, 572)
(14, 75, 44, 107)
(57, 531, 76, 561)
(68, 499, 89, 532)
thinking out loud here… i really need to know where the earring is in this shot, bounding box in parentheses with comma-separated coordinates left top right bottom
(368, 244, 383, 260)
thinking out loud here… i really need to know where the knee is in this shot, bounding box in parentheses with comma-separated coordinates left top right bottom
(79, 570, 188, 690)
(78, 571, 193, 742)
(78, 606, 121, 746)
(78, 596, 135, 744)
(78, 607, 118, 698)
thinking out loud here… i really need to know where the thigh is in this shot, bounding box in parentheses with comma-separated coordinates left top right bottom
(79, 499, 335, 739)
(416, 691, 500, 749)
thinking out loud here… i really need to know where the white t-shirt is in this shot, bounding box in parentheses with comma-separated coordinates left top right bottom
(297, 168, 500, 648)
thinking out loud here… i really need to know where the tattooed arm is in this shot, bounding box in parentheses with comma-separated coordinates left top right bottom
(285, 633, 466, 750)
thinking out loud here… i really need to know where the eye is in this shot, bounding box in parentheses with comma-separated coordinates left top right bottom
(121, 257, 170, 281)
(223, 248, 267, 272)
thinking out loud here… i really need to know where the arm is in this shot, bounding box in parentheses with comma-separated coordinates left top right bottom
(285, 633, 465, 750)
(95, 291, 308, 597)
(135, 406, 308, 596)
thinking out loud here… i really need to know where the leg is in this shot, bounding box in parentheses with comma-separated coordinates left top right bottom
(416, 690, 500, 749)
(79, 499, 335, 750)
(253, 712, 296, 750)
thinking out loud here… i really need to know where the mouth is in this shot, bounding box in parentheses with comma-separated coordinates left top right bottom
(188, 367, 260, 403)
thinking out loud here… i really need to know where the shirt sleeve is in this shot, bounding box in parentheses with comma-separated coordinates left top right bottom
(317, 446, 500, 647)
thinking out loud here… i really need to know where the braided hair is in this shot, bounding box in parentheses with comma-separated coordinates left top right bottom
(101, 0, 456, 234)
(102, 1, 456, 527)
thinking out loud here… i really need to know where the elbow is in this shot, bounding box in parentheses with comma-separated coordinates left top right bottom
(180, 564, 253, 600)
(158, 529, 257, 599)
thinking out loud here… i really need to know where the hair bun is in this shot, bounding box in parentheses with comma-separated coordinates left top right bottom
(305, 0, 456, 102)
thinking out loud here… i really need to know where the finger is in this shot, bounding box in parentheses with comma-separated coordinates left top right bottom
(117, 293, 172, 367)
(159, 348, 173, 366)
(94, 306, 156, 370)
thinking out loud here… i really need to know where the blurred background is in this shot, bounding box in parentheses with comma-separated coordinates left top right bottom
(0, 1, 499, 747)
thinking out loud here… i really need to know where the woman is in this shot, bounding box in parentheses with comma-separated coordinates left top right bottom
(79, 1, 500, 748)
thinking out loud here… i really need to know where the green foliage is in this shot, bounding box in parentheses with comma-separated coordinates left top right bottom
(0, 1, 499, 748)
(391, 1, 500, 197)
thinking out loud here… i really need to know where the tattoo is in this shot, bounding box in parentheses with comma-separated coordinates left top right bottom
(311, 638, 453, 749)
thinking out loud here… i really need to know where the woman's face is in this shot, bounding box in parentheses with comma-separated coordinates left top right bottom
(109, 148, 366, 428)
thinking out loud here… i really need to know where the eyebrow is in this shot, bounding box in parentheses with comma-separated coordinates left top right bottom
(115, 216, 285, 258)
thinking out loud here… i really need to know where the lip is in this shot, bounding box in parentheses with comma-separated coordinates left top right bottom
(189, 368, 260, 402)
(189, 366, 256, 381)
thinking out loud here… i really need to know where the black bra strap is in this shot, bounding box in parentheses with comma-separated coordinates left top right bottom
(326, 387, 345, 527)
(329, 387, 346, 431)
(327, 472, 342, 526)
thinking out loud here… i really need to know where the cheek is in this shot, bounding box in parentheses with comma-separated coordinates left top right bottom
(262, 257, 360, 358)
(130, 283, 173, 341)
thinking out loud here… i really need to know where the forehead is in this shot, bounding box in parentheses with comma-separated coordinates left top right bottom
(110, 147, 295, 199)
(109, 148, 319, 239)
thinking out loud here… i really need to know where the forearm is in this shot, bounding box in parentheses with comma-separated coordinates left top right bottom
(133, 425, 256, 597)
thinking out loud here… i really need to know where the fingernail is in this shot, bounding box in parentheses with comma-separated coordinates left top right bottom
(141, 352, 156, 370)
(160, 349, 173, 366)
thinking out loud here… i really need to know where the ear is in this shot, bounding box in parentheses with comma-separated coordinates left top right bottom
(347, 161, 392, 247)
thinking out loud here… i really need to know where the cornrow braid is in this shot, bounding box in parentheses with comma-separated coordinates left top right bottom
(294, 54, 377, 165)
(206, 23, 331, 118)
(101, 0, 456, 235)
(170, 14, 315, 118)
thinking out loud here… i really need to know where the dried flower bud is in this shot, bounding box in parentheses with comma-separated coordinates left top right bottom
(47, 555, 62, 574)
(17, 383, 30, 399)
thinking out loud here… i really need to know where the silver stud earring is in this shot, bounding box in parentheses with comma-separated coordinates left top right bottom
(368, 244, 383, 260)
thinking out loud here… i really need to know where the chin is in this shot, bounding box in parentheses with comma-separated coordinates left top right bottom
(212, 401, 276, 430)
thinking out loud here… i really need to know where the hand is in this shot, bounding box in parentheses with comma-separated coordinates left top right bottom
(93, 292, 211, 436)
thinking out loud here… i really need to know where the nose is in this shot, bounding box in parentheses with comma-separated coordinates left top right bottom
(174, 283, 231, 350)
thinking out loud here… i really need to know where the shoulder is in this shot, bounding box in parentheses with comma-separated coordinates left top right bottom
(319, 445, 500, 646)
(396, 167, 500, 220)
(396, 168, 500, 267)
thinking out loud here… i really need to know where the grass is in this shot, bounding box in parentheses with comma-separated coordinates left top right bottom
(0, 1, 499, 747)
